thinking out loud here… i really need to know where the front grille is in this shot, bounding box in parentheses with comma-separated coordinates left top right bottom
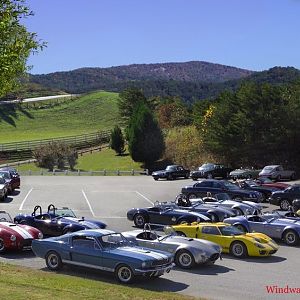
(210, 253, 220, 261)
(269, 250, 277, 254)
(21, 239, 33, 248)
(152, 259, 169, 267)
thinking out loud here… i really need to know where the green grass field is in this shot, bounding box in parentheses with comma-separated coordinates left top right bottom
(0, 91, 120, 143)
(0, 263, 197, 300)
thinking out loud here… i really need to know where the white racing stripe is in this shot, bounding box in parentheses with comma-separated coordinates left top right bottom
(1, 222, 33, 239)
(120, 246, 168, 260)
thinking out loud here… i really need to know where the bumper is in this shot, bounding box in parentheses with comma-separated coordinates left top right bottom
(249, 243, 279, 257)
(243, 197, 263, 203)
(134, 263, 174, 276)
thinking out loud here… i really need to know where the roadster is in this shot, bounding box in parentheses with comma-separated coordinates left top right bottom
(168, 222, 278, 258)
(32, 229, 174, 283)
(0, 211, 43, 253)
(14, 204, 106, 236)
(122, 225, 222, 269)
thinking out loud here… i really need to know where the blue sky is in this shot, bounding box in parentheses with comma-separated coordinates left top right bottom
(24, 0, 300, 74)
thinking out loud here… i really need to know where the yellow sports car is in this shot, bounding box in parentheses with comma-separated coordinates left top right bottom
(167, 222, 279, 258)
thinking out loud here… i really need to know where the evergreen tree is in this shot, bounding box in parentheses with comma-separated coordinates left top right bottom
(110, 125, 125, 155)
(127, 102, 165, 166)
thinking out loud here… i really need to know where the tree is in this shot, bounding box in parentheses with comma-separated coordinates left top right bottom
(110, 125, 125, 155)
(0, 0, 45, 98)
(127, 102, 165, 166)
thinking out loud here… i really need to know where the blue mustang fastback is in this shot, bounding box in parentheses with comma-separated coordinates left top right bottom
(32, 229, 174, 283)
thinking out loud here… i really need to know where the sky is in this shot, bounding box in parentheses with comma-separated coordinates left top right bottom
(24, 0, 300, 74)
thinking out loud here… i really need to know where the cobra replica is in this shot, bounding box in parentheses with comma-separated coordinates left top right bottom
(32, 229, 174, 283)
(14, 204, 106, 236)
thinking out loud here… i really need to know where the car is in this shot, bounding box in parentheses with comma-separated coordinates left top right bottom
(255, 177, 291, 190)
(168, 222, 278, 258)
(14, 204, 107, 236)
(31, 229, 174, 283)
(0, 176, 8, 201)
(151, 165, 190, 180)
(190, 163, 233, 180)
(0, 169, 20, 193)
(181, 179, 264, 202)
(127, 202, 211, 228)
(0, 210, 43, 253)
(122, 225, 222, 269)
(229, 168, 261, 180)
(259, 165, 296, 181)
(236, 179, 280, 202)
(223, 214, 300, 246)
(268, 184, 300, 210)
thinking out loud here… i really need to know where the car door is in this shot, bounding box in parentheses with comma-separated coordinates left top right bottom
(198, 226, 225, 247)
(246, 216, 281, 238)
(70, 235, 103, 267)
(147, 207, 166, 224)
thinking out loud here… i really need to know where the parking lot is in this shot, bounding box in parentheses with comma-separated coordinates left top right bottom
(0, 176, 299, 300)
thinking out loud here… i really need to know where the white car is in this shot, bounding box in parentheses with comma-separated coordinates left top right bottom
(0, 177, 8, 201)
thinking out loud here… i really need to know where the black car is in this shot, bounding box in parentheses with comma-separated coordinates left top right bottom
(152, 165, 190, 181)
(14, 204, 106, 236)
(181, 179, 263, 203)
(127, 203, 211, 228)
(269, 184, 300, 210)
(236, 179, 280, 202)
(0, 168, 20, 193)
(190, 163, 233, 180)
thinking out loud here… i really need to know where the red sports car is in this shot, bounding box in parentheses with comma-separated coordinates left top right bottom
(255, 177, 290, 190)
(0, 211, 43, 253)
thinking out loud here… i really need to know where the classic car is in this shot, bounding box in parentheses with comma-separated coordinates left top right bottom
(0, 176, 8, 201)
(236, 179, 279, 202)
(268, 184, 300, 210)
(181, 179, 264, 203)
(14, 204, 106, 236)
(127, 203, 211, 228)
(190, 163, 233, 180)
(32, 229, 174, 283)
(197, 193, 262, 215)
(0, 168, 20, 193)
(122, 225, 222, 269)
(0, 211, 43, 253)
(152, 165, 190, 180)
(168, 222, 278, 258)
(259, 165, 296, 181)
(229, 168, 261, 180)
(223, 215, 300, 246)
(255, 177, 291, 190)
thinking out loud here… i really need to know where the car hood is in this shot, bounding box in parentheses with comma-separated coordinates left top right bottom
(62, 217, 103, 228)
(152, 170, 167, 175)
(270, 218, 300, 227)
(0, 222, 34, 239)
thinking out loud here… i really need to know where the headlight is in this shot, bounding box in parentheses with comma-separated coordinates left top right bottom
(10, 235, 16, 242)
(141, 262, 147, 268)
(38, 232, 43, 239)
(254, 242, 265, 249)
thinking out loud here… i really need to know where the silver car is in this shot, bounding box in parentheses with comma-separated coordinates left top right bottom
(122, 225, 222, 269)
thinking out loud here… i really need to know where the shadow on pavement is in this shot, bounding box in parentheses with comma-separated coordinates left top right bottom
(174, 263, 235, 275)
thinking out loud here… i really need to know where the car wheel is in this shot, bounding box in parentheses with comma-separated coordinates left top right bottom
(0, 238, 6, 253)
(290, 173, 296, 181)
(46, 251, 63, 271)
(133, 214, 146, 228)
(191, 177, 197, 181)
(283, 230, 299, 246)
(233, 196, 243, 202)
(175, 250, 195, 269)
(280, 199, 290, 211)
(276, 175, 281, 182)
(115, 264, 134, 283)
(178, 219, 189, 225)
(185, 174, 189, 179)
(234, 207, 244, 215)
(176, 231, 187, 237)
(234, 224, 247, 233)
(167, 174, 173, 180)
(207, 173, 213, 179)
(188, 193, 197, 200)
(153, 177, 158, 181)
(230, 241, 248, 258)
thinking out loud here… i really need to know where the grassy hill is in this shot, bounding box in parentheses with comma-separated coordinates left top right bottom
(0, 91, 120, 143)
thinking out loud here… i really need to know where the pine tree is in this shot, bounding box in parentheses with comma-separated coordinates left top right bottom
(110, 125, 125, 155)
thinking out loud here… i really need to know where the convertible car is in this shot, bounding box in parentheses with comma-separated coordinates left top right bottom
(168, 222, 278, 258)
(122, 225, 222, 269)
(127, 203, 211, 228)
(223, 215, 300, 246)
(14, 204, 106, 236)
(0, 211, 43, 253)
(32, 229, 174, 283)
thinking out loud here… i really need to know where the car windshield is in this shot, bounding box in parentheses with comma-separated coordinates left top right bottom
(199, 163, 214, 171)
(214, 193, 231, 201)
(0, 172, 10, 179)
(219, 226, 244, 236)
(166, 166, 176, 171)
(263, 166, 275, 171)
(0, 212, 13, 222)
(222, 181, 239, 190)
(258, 177, 273, 183)
(49, 208, 77, 218)
(99, 233, 130, 249)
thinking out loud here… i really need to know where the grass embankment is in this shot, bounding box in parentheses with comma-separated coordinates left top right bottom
(0, 91, 120, 142)
(16, 147, 142, 172)
(0, 262, 196, 300)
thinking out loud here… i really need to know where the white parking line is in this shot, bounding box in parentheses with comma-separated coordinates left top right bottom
(135, 191, 154, 205)
(19, 188, 33, 210)
(81, 189, 96, 217)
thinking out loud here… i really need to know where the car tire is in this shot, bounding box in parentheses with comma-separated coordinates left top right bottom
(176, 231, 186, 237)
(115, 264, 134, 284)
(185, 174, 189, 179)
(0, 238, 6, 253)
(280, 199, 290, 211)
(133, 214, 146, 228)
(167, 174, 173, 180)
(191, 177, 197, 181)
(207, 173, 213, 179)
(175, 249, 195, 269)
(276, 175, 281, 182)
(283, 230, 299, 246)
(234, 224, 247, 233)
(46, 251, 63, 271)
(178, 219, 189, 225)
(153, 177, 158, 181)
(188, 193, 197, 200)
(230, 241, 248, 258)
(290, 173, 296, 181)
